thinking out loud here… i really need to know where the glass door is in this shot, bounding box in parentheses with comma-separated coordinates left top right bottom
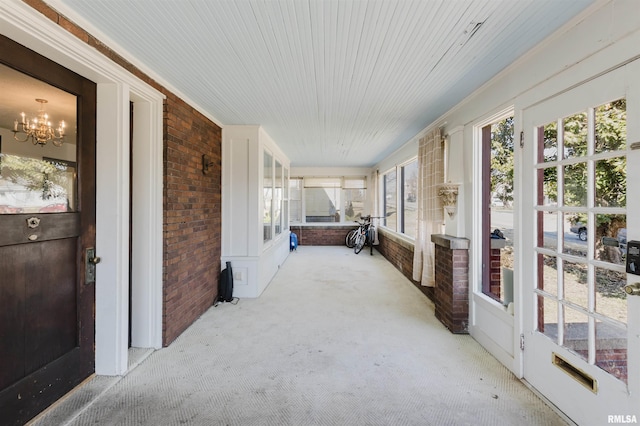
(521, 63, 639, 424)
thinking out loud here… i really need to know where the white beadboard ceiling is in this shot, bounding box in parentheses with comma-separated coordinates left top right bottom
(47, 0, 595, 167)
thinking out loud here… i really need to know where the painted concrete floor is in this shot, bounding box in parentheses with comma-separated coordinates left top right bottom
(32, 246, 569, 426)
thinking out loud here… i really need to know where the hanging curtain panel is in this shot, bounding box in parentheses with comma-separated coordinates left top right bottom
(412, 128, 444, 286)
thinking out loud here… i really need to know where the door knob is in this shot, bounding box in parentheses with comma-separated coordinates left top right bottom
(89, 256, 101, 264)
(624, 283, 640, 296)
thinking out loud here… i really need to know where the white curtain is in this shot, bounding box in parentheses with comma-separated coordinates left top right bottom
(412, 128, 444, 286)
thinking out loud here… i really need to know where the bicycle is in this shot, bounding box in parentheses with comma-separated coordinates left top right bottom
(345, 215, 377, 255)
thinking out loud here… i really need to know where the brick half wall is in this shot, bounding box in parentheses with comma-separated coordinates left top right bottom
(290, 225, 355, 246)
(376, 228, 434, 302)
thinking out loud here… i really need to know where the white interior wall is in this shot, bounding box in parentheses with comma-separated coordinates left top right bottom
(222, 125, 290, 298)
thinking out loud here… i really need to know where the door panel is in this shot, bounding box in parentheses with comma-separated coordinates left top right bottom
(522, 63, 639, 424)
(0, 35, 96, 425)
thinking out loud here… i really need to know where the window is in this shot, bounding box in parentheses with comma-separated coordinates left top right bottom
(304, 177, 341, 222)
(343, 178, 366, 221)
(274, 160, 282, 235)
(382, 159, 417, 237)
(290, 177, 302, 223)
(283, 168, 289, 230)
(481, 116, 515, 304)
(402, 160, 418, 238)
(383, 171, 397, 231)
(263, 151, 272, 242)
(290, 177, 367, 224)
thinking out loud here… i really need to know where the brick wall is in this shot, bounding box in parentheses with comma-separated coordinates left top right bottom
(574, 348, 627, 383)
(376, 229, 434, 302)
(291, 225, 355, 246)
(431, 235, 470, 334)
(26, 0, 222, 346)
(163, 94, 221, 345)
(489, 248, 501, 299)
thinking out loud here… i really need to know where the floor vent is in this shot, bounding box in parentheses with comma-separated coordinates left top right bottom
(552, 353, 598, 393)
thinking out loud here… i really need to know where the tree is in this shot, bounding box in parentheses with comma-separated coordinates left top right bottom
(490, 117, 514, 207)
(0, 154, 70, 200)
(543, 99, 627, 263)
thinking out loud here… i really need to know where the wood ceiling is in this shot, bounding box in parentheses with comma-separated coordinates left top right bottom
(47, 0, 596, 166)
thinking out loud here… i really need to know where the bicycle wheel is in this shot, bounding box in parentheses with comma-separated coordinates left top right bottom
(345, 229, 357, 248)
(354, 232, 365, 254)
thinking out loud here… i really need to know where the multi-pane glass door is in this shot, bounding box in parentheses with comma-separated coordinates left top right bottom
(535, 98, 628, 382)
(521, 64, 639, 425)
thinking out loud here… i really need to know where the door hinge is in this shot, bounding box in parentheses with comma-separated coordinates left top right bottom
(520, 334, 525, 350)
(519, 131, 524, 148)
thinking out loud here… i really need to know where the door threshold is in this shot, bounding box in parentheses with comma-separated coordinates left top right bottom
(28, 348, 155, 426)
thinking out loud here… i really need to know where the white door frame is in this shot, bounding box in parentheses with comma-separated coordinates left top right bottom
(0, 2, 164, 375)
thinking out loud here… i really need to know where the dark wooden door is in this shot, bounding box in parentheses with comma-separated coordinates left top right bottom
(0, 35, 96, 425)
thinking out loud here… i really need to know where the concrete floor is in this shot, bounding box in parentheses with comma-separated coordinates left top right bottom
(32, 246, 569, 426)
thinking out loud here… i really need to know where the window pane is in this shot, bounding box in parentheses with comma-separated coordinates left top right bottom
(344, 188, 365, 222)
(538, 254, 558, 297)
(565, 214, 587, 257)
(274, 161, 282, 235)
(562, 306, 588, 361)
(595, 214, 626, 266)
(283, 168, 289, 229)
(0, 69, 77, 215)
(305, 187, 339, 222)
(563, 112, 588, 159)
(0, 156, 76, 213)
(537, 294, 558, 342)
(263, 151, 272, 242)
(540, 166, 557, 207)
(539, 212, 558, 251)
(304, 177, 341, 188)
(289, 178, 302, 223)
(563, 260, 588, 310)
(595, 320, 627, 383)
(595, 267, 626, 323)
(384, 171, 397, 231)
(542, 121, 558, 163)
(402, 161, 418, 238)
(595, 99, 626, 154)
(344, 177, 366, 189)
(563, 162, 587, 207)
(595, 156, 626, 208)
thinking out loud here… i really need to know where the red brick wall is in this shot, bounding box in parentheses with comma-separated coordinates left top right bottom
(26, 0, 222, 346)
(432, 238, 469, 334)
(163, 94, 221, 345)
(575, 348, 627, 383)
(291, 225, 354, 246)
(376, 229, 434, 302)
(489, 248, 501, 299)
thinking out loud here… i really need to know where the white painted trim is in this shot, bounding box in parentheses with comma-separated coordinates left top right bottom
(95, 83, 130, 374)
(0, 1, 164, 375)
(130, 95, 164, 350)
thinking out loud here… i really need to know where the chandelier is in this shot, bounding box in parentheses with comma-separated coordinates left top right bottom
(13, 98, 65, 147)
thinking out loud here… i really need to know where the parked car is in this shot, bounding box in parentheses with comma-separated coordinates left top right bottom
(570, 222, 587, 241)
(572, 222, 627, 254)
(617, 228, 627, 257)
